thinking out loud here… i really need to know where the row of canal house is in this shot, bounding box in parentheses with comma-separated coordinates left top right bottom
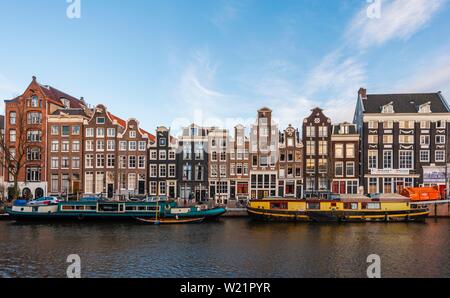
(2, 77, 450, 201)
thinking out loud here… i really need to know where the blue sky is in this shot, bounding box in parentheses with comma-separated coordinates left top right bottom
(1, 0, 450, 134)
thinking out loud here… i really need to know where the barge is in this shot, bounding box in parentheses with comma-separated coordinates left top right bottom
(247, 194, 429, 222)
(7, 199, 226, 222)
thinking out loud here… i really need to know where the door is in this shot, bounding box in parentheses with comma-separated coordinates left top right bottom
(138, 181, 145, 195)
(168, 186, 175, 198)
(107, 184, 114, 199)
(35, 188, 44, 199)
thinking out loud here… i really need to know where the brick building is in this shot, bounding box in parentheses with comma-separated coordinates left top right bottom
(228, 124, 250, 203)
(278, 124, 303, 198)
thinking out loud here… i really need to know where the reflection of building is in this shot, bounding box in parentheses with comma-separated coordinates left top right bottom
(302, 108, 332, 198)
(228, 125, 250, 203)
(278, 124, 303, 198)
(177, 124, 210, 202)
(331, 122, 359, 194)
(354, 88, 450, 194)
(249, 108, 279, 199)
(208, 128, 229, 205)
(148, 126, 178, 198)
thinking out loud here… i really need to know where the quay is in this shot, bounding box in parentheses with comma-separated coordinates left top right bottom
(412, 200, 450, 218)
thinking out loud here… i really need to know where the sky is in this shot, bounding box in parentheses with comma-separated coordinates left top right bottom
(1, 0, 450, 135)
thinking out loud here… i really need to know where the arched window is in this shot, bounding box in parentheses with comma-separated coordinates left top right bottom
(31, 95, 39, 108)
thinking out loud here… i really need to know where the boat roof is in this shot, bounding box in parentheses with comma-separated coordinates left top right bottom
(257, 194, 410, 203)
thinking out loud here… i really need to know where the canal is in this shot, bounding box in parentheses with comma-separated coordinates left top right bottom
(0, 218, 449, 278)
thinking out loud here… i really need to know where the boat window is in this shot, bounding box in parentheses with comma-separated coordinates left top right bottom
(307, 202, 320, 210)
(361, 203, 368, 209)
(86, 206, 96, 211)
(343, 203, 358, 210)
(146, 206, 158, 211)
(61, 205, 75, 211)
(76, 206, 85, 210)
(98, 204, 120, 212)
(331, 202, 337, 207)
(367, 202, 381, 210)
(138, 206, 147, 211)
(125, 206, 137, 211)
(270, 202, 288, 209)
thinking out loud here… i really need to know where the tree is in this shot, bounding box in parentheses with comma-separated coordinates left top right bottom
(0, 97, 29, 201)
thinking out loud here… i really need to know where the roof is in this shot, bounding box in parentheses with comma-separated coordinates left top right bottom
(107, 111, 155, 142)
(332, 122, 358, 135)
(39, 84, 85, 108)
(362, 93, 450, 113)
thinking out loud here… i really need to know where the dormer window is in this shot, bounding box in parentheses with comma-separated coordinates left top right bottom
(381, 102, 394, 113)
(418, 102, 431, 113)
(96, 117, 105, 124)
(61, 98, 70, 108)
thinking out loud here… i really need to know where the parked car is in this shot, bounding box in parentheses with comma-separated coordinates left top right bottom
(28, 197, 61, 206)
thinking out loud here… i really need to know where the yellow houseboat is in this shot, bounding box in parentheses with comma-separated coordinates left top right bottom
(247, 194, 429, 222)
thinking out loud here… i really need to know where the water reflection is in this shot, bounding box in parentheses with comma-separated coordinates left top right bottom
(0, 219, 449, 278)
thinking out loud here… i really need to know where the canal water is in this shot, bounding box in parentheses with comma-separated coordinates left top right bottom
(0, 218, 449, 278)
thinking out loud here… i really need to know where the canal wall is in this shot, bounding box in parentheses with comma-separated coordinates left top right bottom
(426, 202, 450, 217)
(223, 208, 248, 217)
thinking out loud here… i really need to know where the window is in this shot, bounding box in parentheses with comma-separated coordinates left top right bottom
(159, 164, 166, 177)
(96, 154, 105, 168)
(27, 130, 42, 142)
(61, 157, 70, 169)
(399, 151, 413, 169)
(9, 112, 16, 125)
(26, 167, 41, 182)
(72, 157, 80, 169)
(150, 164, 157, 177)
(436, 120, 446, 129)
(383, 121, 393, 129)
(62, 141, 70, 152)
(85, 128, 94, 137)
(420, 150, 430, 162)
(399, 135, 413, 144)
(318, 159, 327, 173)
(96, 117, 105, 124)
(369, 178, 377, 194)
(435, 150, 445, 162)
(128, 173, 136, 190)
(306, 159, 315, 173)
(383, 178, 392, 193)
(346, 162, 355, 177)
(72, 126, 80, 135)
(119, 141, 127, 151)
(129, 156, 136, 168)
(347, 181, 358, 194)
(335, 162, 343, 177)
(30, 96, 39, 108)
(368, 135, 378, 144)
(96, 128, 105, 138)
(107, 154, 115, 168)
(159, 181, 166, 195)
(420, 135, 430, 146)
(150, 150, 157, 160)
(318, 141, 327, 155)
(399, 121, 414, 129)
(318, 126, 328, 137)
(194, 142, 204, 160)
(159, 138, 166, 146)
(62, 126, 70, 137)
(107, 140, 115, 151)
(306, 126, 315, 137)
(306, 141, 315, 156)
(346, 144, 355, 158)
(183, 164, 192, 180)
(138, 141, 146, 151)
(138, 156, 145, 169)
(334, 144, 343, 158)
(383, 135, 393, 144)
(383, 151, 392, 169)
(436, 135, 446, 144)
(26, 112, 42, 124)
(85, 154, 94, 168)
(96, 140, 105, 151)
(150, 181, 157, 195)
(159, 150, 167, 160)
(72, 141, 80, 152)
(9, 130, 16, 142)
(168, 150, 176, 160)
(85, 172, 94, 194)
(95, 172, 104, 194)
(51, 157, 59, 169)
(420, 121, 430, 129)
(119, 156, 127, 169)
(169, 164, 176, 177)
(129, 141, 137, 151)
(368, 121, 378, 129)
(85, 140, 94, 151)
(107, 128, 116, 137)
(51, 141, 59, 152)
(51, 174, 59, 193)
(129, 131, 136, 138)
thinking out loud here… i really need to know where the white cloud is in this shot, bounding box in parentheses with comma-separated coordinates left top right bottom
(347, 0, 446, 49)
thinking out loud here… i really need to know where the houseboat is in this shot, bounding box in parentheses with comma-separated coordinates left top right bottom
(247, 194, 429, 222)
(7, 198, 226, 222)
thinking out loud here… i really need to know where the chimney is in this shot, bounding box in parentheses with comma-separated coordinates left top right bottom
(32, 75, 37, 81)
(358, 87, 367, 100)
